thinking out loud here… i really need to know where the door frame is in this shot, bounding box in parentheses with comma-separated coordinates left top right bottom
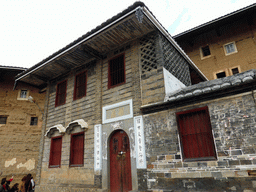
(101, 124, 138, 191)
(109, 129, 132, 191)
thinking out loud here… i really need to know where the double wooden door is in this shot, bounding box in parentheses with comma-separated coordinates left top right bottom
(109, 130, 132, 192)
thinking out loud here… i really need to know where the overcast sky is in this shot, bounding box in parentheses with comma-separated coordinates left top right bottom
(1, 0, 255, 68)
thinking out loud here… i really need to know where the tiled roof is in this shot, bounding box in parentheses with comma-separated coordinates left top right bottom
(16, 1, 145, 79)
(165, 69, 256, 102)
(174, 3, 256, 39)
(0, 65, 27, 71)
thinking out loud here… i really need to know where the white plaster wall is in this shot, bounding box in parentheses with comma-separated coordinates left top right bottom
(163, 68, 186, 95)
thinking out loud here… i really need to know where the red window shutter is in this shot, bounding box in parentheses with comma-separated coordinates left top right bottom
(70, 132, 84, 166)
(56, 80, 67, 106)
(177, 106, 216, 161)
(49, 136, 62, 167)
(74, 71, 87, 100)
(108, 54, 125, 88)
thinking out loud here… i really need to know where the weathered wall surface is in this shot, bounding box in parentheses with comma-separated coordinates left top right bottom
(39, 40, 144, 191)
(37, 30, 196, 191)
(143, 91, 256, 191)
(39, 60, 99, 190)
(176, 15, 256, 80)
(0, 70, 45, 184)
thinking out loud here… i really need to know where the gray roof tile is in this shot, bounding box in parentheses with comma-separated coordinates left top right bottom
(165, 69, 256, 102)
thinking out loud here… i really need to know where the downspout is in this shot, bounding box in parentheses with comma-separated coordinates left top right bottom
(13, 80, 18, 90)
(35, 82, 50, 185)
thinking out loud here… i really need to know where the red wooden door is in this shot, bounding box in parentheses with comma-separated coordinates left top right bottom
(110, 130, 132, 192)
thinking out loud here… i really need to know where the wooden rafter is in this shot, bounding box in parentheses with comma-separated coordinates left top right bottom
(83, 44, 104, 60)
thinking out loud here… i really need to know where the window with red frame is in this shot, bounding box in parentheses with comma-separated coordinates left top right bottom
(176, 106, 217, 161)
(74, 71, 87, 100)
(49, 136, 62, 167)
(55, 80, 67, 107)
(108, 54, 125, 88)
(70, 132, 84, 166)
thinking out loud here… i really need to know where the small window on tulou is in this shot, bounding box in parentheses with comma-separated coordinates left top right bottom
(0, 116, 7, 124)
(201, 46, 211, 57)
(30, 117, 38, 126)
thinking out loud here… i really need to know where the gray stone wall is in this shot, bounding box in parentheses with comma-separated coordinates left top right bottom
(143, 91, 256, 191)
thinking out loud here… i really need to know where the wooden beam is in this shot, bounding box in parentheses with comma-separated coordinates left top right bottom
(73, 48, 91, 60)
(55, 60, 72, 70)
(30, 74, 48, 82)
(83, 44, 104, 60)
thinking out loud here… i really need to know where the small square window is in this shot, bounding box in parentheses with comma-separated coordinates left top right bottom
(201, 46, 211, 58)
(216, 71, 226, 79)
(232, 68, 239, 75)
(230, 67, 240, 75)
(30, 117, 38, 126)
(224, 42, 237, 55)
(0, 116, 7, 124)
(17, 90, 29, 100)
(20, 90, 27, 98)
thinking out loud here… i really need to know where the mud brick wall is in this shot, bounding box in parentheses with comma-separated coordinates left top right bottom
(175, 14, 256, 81)
(143, 91, 256, 191)
(0, 70, 45, 184)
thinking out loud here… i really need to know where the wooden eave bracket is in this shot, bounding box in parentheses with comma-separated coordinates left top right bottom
(55, 60, 73, 70)
(30, 74, 48, 82)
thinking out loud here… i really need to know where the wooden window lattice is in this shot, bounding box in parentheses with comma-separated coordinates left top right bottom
(140, 34, 157, 74)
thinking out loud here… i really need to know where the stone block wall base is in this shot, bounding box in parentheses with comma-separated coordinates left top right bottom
(36, 185, 99, 192)
(148, 177, 256, 192)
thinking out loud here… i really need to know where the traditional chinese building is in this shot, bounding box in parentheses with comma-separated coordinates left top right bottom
(14, 2, 256, 192)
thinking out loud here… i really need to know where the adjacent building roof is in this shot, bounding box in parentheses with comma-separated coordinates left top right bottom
(174, 3, 256, 40)
(0, 65, 26, 71)
(0, 65, 26, 83)
(15, 1, 207, 88)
